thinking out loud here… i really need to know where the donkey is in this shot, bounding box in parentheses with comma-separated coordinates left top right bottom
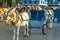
(5, 7, 30, 40)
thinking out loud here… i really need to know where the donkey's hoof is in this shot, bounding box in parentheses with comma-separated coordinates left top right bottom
(0, 21, 3, 22)
(49, 28, 52, 30)
(24, 35, 29, 37)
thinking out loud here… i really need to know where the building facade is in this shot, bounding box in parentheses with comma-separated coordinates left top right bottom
(0, 0, 60, 7)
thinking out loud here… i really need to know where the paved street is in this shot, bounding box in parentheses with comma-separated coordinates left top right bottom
(0, 22, 60, 40)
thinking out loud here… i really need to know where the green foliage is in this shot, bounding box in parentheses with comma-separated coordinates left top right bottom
(11, 2, 16, 7)
(0, 0, 3, 3)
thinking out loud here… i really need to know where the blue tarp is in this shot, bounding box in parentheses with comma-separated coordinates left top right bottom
(48, 2, 60, 5)
(30, 10, 45, 21)
(29, 10, 45, 28)
(54, 9, 60, 23)
(21, 0, 47, 5)
(54, 9, 60, 18)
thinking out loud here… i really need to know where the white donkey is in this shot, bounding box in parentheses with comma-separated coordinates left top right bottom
(5, 8, 30, 40)
(45, 8, 54, 29)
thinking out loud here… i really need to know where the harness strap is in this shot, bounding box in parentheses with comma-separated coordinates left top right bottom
(19, 14, 23, 21)
(48, 10, 51, 16)
(7, 8, 15, 16)
(19, 14, 29, 21)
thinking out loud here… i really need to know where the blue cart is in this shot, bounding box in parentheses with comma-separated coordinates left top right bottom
(54, 9, 60, 23)
(29, 10, 48, 35)
(21, 0, 48, 35)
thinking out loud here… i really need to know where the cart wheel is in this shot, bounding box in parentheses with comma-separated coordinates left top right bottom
(9, 26, 14, 30)
(42, 24, 48, 35)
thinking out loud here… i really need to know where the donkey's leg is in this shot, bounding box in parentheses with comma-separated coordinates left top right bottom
(24, 22, 29, 37)
(49, 20, 53, 29)
(26, 24, 29, 36)
(17, 26, 20, 40)
(0, 15, 3, 21)
(13, 28, 16, 40)
(24, 25, 27, 36)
